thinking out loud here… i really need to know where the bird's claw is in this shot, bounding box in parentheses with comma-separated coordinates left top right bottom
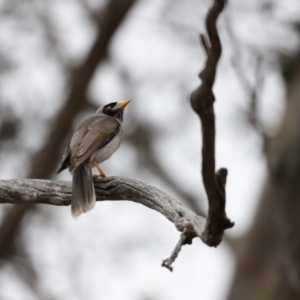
(93, 174, 106, 179)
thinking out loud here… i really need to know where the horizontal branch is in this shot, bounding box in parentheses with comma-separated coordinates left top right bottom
(0, 177, 209, 270)
(0, 177, 206, 236)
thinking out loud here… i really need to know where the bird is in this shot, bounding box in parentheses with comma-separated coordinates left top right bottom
(57, 100, 131, 217)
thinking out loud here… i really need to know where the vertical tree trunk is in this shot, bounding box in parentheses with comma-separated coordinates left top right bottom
(227, 52, 300, 299)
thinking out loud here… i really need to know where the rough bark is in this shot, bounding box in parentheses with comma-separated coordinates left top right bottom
(0, 176, 209, 270)
(0, 177, 205, 229)
(190, 0, 234, 247)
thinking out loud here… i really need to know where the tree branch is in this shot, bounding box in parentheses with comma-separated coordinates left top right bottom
(0, 0, 234, 272)
(190, 0, 234, 247)
(0, 177, 205, 234)
(0, 177, 211, 270)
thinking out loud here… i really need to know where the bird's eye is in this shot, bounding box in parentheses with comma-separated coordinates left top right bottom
(104, 103, 116, 111)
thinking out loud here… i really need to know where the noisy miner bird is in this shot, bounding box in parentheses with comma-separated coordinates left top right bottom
(57, 100, 131, 217)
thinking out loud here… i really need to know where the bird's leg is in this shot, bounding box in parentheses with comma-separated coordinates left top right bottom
(92, 160, 106, 178)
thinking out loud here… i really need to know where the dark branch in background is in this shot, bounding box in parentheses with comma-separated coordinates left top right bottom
(189, 0, 234, 248)
(37, 3, 70, 71)
(0, 0, 136, 259)
(224, 15, 270, 156)
(227, 45, 300, 300)
(6, 253, 57, 300)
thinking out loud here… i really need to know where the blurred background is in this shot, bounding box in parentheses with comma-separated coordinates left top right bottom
(0, 0, 300, 299)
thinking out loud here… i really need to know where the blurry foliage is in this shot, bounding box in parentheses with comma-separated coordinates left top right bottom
(280, 23, 300, 84)
(0, 118, 19, 142)
(0, 105, 20, 144)
(280, 54, 299, 84)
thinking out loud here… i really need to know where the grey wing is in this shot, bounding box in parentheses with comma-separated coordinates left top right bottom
(57, 144, 71, 173)
(69, 116, 120, 171)
(57, 118, 94, 173)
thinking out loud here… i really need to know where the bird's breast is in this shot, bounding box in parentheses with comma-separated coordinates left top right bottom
(91, 130, 123, 164)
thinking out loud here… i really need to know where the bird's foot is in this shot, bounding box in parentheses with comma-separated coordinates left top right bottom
(92, 160, 106, 178)
(93, 173, 106, 179)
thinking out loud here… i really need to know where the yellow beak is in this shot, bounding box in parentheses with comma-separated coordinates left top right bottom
(117, 99, 131, 109)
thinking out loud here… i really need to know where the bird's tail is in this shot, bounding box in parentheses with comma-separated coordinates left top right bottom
(71, 162, 96, 217)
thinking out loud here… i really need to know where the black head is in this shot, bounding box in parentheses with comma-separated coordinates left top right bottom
(100, 100, 131, 121)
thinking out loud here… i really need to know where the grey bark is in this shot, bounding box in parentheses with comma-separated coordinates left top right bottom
(0, 177, 206, 238)
(0, 176, 209, 270)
